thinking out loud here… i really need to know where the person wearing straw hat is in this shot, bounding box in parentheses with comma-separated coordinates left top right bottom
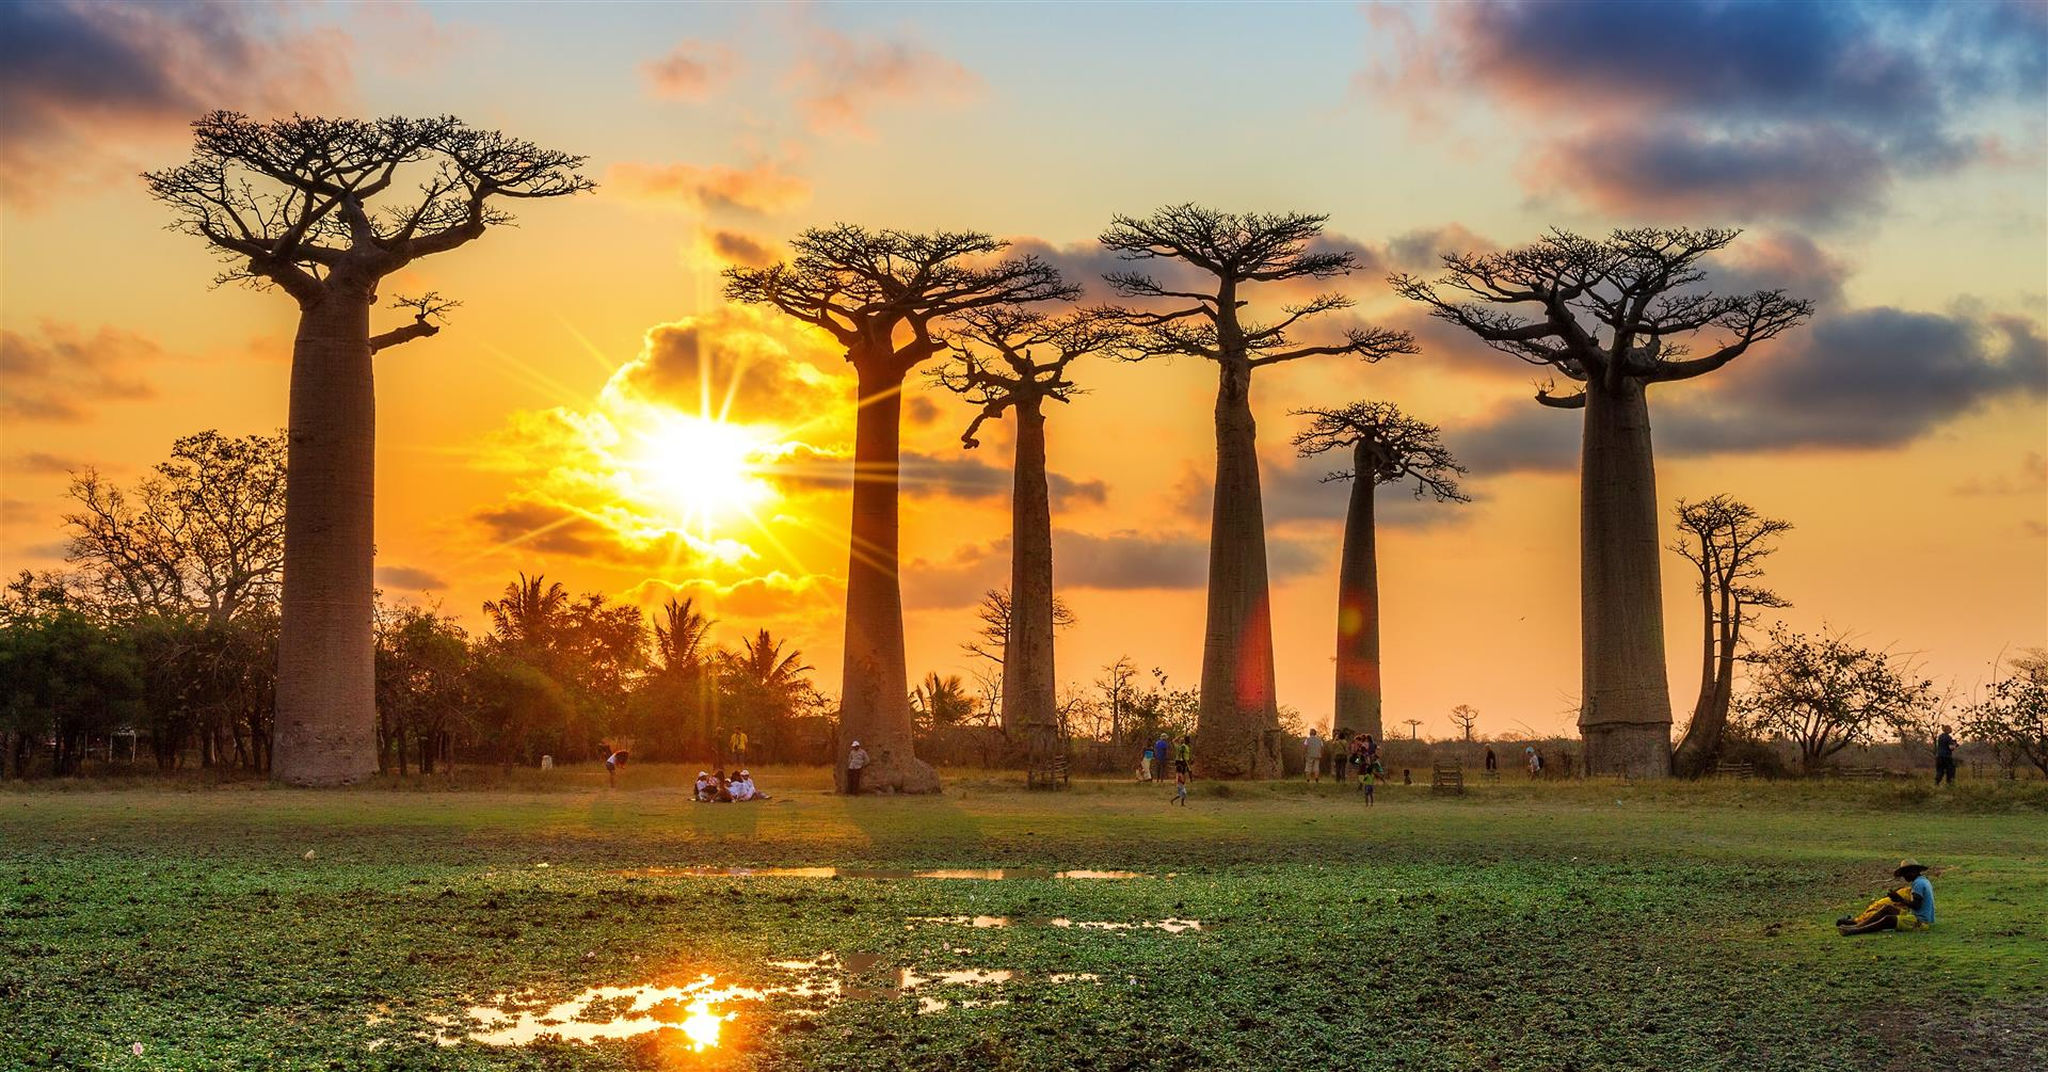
(1837, 859, 1936, 935)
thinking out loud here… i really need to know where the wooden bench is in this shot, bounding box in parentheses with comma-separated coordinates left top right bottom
(1027, 752, 1069, 790)
(1714, 761, 1755, 780)
(1430, 762, 1465, 795)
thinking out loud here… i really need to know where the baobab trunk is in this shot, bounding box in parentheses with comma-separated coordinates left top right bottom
(836, 365, 940, 793)
(273, 285, 380, 786)
(1197, 362, 1283, 778)
(1333, 439, 1383, 739)
(1005, 402, 1057, 743)
(1675, 601, 1741, 776)
(1578, 377, 1673, 777)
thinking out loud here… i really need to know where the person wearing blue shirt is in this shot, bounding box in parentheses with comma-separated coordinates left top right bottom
(1837, 859, 1935, 935)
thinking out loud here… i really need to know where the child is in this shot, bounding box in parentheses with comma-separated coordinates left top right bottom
(1171, 768, 1189, 806)
(1360, 758, 1378, 804)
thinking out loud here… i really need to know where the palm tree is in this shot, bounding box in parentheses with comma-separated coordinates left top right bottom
(483, 574, 571, 656)
(911, 672, 979, 739)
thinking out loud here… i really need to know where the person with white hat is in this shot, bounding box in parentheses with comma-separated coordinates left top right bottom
(845, 740, 870, 796)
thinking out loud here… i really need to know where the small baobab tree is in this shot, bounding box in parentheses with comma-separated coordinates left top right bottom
(1392, 228, 1812, 777)
(146, 112, 593, 785)
(1450, 704, 1479, 742)
(1293, 401, 1467, 742)
(725, 228, 1074, 792)
(1102, 205, 1416, 778)
(1670, 495, 1792, 776)
(931, 307, 1123, 754)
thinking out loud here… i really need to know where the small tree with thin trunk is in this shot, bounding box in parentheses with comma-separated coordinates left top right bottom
(146, 112, 592, 785)
(1293, 401, 1466, 742)
(1392, 228, 1812, 777)
(931, 307, 1122, 755)
(1450, 705, 1479, 742)
(1670, 495, 1791, 776)
(725, 228, 1074, 792)
(1960, 649, 2048, 779)
(1102, 205, 1415, 778)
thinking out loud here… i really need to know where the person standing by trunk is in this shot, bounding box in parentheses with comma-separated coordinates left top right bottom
(1933, 726, 1958, 787)
(1304, 729, 1325, 783)
(846, 741, 869, 796)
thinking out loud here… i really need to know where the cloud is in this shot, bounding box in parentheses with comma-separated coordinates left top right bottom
(607, 307, 850, 425)
(1056, 530, 1324, 591)
(638, 572, 843, 620)
(903, 451, 1109, 510)
(0, 1, 350, 203)
(9, 451, 87, 475)
(706, 229, 779, 267)
(608, 160, 811, 214)
(376, 565, 447, 591)
(472, 499, 619, 558)
(1952, 451, 2048, 497)
(1366, 0, 2046, 224)
(0, 323, 160, 422)
(1450, 304, 2048, 473)
(642, 39, 737, 100)
(789, 23, 981, 136)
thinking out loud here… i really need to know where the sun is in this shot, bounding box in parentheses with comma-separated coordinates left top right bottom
(624, 412, 774, 535)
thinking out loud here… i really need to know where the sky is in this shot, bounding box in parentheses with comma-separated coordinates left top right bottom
(2, 0, 2045, 739)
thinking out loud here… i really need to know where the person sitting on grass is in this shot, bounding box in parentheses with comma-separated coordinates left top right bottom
(693, 771, 716, 802)
(1837, 859, 1936, 936)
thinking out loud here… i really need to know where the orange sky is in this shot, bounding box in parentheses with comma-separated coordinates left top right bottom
(3, 2, 2044, 738)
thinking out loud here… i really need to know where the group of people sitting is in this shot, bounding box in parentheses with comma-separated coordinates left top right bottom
(694, 768, 766, 803)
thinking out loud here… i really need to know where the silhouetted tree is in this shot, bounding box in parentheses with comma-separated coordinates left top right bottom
(1961, 649, 2048, 778)
(1294, 401, 1467, 740)
(1738, 626, 1935, 774)
(1102, 205, 1415, 777)
(725, 227, 1073, 792)
(146, 112, 592, 785)
(1450, 704, 1479, 742)
(1670, 495, 1792, 776)
(932, 308, 1120, 742)
(63, 429, 287, 625)
(1393, 228, 1812, 776)
(374, 605, 468, 775)
(635, 597, 718, 758)
(717, 629, 820, 758)
(911, 671, 979, 740)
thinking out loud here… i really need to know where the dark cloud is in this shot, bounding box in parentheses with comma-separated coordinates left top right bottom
(903, 451, 1108, 510)
(1449, 304, 2048, 473)
(0, 324, 159, 422)
(375, 565, 447, 592)
(473, 500, 615, 558)
(904, 395, 944, 428)
(0, 1, 347, 201)
(615, 313, 846, 423)
(708, 229, 778, 267)
(1371, 0, 2046, 223)
(9, 451, 87, 475)
(1056, 530, 1323, 591)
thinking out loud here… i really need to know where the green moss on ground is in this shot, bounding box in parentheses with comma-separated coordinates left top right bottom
(2, 767, 2042, 1070)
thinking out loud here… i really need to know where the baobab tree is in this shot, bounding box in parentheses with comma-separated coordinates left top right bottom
(1293, 401, 1467, 741)
(930, 307, 1123, 756)
(725, 228, 1073, 792)
(1392, 228, 1812, 777)
(1450, 704, 1479, 742)
(146, 112, 592, 786)
(1671, 495, 1791, 776)
(1102, 205, 1415, 778)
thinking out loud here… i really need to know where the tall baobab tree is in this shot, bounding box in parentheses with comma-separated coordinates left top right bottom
(146, 112, 592, 786)
(1101, 205, 1415, 778)
(1670, 495, 1791, 776)
(1392, 228, 1812, 777)
(930, 307, 1123, 758)
(1293, 401, 1467, 742)
(725, 228, 1073, 793)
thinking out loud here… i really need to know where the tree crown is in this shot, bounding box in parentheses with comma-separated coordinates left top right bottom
(723, 226, 1076, 377)
(145, 111, 592, 308)
(928, 307, 1128, 447)
(1291, 401, 1469, 501)
(1390, 227, 1814, 405)
(1099, 204, 1415, 371)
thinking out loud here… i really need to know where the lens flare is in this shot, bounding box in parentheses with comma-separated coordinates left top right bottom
(625, 412, 774, 534)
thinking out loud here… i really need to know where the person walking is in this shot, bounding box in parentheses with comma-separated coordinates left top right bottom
(1933, 725, 1958, 787)
(1304, 729, 1325, 783)
(845, 740, 869, 796)
(1174, 735, 1192, 780)
(1140, 740, 1156, 782)
(1171, 767, 1189, 806)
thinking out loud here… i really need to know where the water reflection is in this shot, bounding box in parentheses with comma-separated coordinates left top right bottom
(421, 951, 1111, 1052)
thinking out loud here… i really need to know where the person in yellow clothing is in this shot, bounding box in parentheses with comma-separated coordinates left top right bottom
(1837, 859, 1936, 936)
(728, 729, 748, 765)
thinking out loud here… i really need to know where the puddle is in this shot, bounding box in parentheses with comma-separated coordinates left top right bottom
(615, 867, 1152, 881)
(416, 951, 1108, 1052)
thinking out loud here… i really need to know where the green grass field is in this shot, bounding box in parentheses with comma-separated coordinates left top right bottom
(3, 766, 2044, 1071)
